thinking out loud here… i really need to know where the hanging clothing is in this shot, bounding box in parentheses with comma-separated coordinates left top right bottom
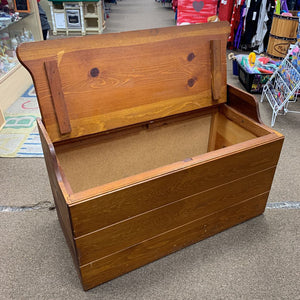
(228, 0, 244, 48)
(264, 0, 276, 51)
(243, 0, 262, 46)
(234, 2, 246, 48)
(280, 0, 289, 11)
(275, 0, 281, 13)
(287, 0, 296, 10)
(218, 0, 235, 22)
(251, 0, 268, 53)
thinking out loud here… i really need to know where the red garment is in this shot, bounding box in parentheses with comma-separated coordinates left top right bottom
(177, 0, 219, 25)
(218, 0, 235, 22)
(172, 0, 178, 12)
(227, 0, 244, 48)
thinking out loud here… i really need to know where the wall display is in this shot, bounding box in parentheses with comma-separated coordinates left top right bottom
(0, 29, 34, 79)
(0, 0, 43, 113)
(49, 0, 105, 35)
(13, 0, 31, 13)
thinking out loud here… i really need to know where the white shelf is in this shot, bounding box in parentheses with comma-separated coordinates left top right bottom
(49, 1, 104, 36)
(261, 42, 300, 126)
(84, 14, 98, 18)
(86, 27, 99, 31)
(0, 0, 43, 113)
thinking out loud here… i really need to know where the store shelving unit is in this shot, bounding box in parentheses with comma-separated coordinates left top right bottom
(49, 0, 105, 36)
(261, 43, 300, 126)
(0, 0, 43, 127)
(84, 1, 105, 34)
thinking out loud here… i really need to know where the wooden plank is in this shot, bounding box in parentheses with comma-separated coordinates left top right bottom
(53, 106, 218, 147)
(80, 192, 269, 290)
(17, 23, 230, 142)
(220, 105, 273, 137)
(17, 22, 231, 61)
(44, 60, 71, 135)
(215, 113, 257, 148)
(210, 40, 222, 101)
(75, 167, 276, 265)
(227, 84, 262, 123)
(207, 111, 219, 151)
(37, 119, 80, 278)
(69, 136, 283, 237)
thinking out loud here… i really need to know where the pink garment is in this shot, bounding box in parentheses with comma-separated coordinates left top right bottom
(177, 0, 219, 24)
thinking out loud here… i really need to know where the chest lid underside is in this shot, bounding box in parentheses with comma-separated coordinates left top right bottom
(17, 22, 230, 143)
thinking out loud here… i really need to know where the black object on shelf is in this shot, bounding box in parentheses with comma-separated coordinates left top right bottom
(237, 62, 272, 94)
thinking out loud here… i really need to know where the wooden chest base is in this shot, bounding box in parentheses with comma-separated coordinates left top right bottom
(17, 23, 283, 291)
(38, 95, 283, 290)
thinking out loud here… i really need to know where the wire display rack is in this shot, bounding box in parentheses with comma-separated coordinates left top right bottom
(261, 43, 300, 126)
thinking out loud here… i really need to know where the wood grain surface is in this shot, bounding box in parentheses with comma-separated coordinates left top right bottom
(227, 84, 262, 123)
(69, 135, 283, 237)
(17, 23, 230, 142)
(23, 23, 286, 292)
(210, 40, 222, 101)
(75, 167, 276, 266)
(44, 60, 72, 135)
(80, 192, 269, 290)
(37, 119, 81, 278)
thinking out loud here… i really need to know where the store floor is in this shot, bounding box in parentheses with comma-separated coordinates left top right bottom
(1, 0, 299, 298)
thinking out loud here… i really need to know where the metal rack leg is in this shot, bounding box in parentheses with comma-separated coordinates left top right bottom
(271, 110, 277, 127)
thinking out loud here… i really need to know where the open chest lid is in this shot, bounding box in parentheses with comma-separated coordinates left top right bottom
(17, 22, 230, 143)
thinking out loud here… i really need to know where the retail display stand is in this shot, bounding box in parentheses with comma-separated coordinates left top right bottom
(0, 0, 43, 117)
(261, 42, 300, 126)
(18, 22, 284, 291)
(49, 0, 105, 35)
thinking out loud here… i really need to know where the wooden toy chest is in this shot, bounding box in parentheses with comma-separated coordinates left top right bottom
(17, 22, 284, 290)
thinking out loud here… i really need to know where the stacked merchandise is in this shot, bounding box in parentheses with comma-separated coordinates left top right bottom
(233, 52, 279, 93)
(0, 0, 34, 78)
(174, 0, 299, 53)
(0, 0, 22, 30)
(227, 0, 300, 52)
(176, 0, 219, 25)
(0, 29, 34, 79)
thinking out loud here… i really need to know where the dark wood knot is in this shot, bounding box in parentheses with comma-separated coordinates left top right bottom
(90, 68, 100, 77)
(188, 78, 196, 87)
(187, 52, 195, 61)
